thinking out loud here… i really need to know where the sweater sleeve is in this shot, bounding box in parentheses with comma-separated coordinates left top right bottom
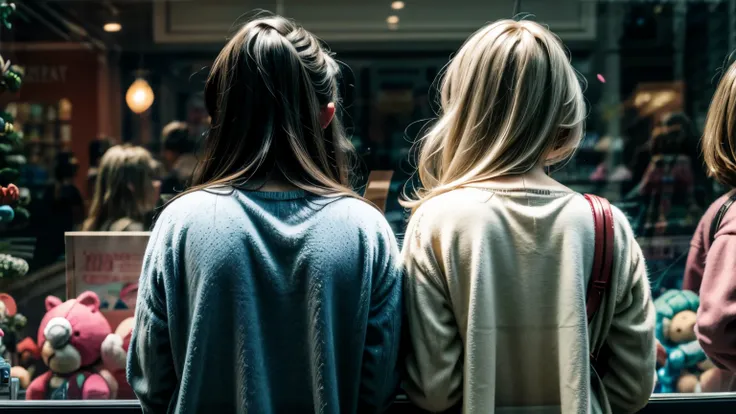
(127, 215, 177, 413)
(402, 213, 463, 413)
(682, 216, 707, 294)
(358, 224, 403, 414)
(696, 234, 736, 371)
(602, 209, 657, 413)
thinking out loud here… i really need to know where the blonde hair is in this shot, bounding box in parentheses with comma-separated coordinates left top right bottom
(702, 60, 736, 188)
(403, 19, 586, 210)
(83, 144, 157, 231)
(175, 14, 362, 203)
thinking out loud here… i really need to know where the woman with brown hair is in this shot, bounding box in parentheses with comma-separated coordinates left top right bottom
(83, 144, 159, 231)
(684, 57, 736, 391)
(127, 15, 402, 413)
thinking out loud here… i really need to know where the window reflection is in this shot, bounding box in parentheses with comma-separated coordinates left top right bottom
(0, 0, 735, 406)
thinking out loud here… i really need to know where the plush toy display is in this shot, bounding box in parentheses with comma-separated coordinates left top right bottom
(101, 316, 135, 399)
(0, 293, 22, 356)
(655, 289, 717, 393)
(11, 336, 41, 389)
(26, 291, 114, 400)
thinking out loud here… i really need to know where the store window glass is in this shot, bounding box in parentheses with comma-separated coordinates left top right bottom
(0, 0, 733, 408)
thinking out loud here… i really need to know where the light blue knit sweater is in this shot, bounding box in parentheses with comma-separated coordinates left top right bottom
(127, 187, 403, 414)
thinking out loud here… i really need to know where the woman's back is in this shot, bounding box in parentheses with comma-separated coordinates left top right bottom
(402, 187, 655, 413)
(128, 188, 402, 413)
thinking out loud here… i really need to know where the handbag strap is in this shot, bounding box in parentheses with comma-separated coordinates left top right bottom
(584, 194, 615, 378)
(709, 191, 736, 246)
(584, 194, 615, 322)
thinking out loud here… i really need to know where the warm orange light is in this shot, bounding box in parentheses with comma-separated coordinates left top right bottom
(386, 15, 399, 24)
(125, 78, 154, 114)
(103, 22, 122, 33)
(391, 1, 405, 10)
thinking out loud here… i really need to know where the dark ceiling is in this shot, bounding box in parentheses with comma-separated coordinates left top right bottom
(2, 0, 155, 51)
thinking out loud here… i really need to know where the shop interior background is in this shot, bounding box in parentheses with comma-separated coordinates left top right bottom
(0, 0, 733, 406)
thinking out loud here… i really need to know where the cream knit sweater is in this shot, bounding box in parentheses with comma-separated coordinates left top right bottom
(402, 188, 656, 414)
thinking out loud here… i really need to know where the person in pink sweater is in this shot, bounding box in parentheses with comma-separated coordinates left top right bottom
(684, 57, 736, 392)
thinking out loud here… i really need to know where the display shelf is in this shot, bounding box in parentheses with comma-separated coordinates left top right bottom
(1, 394, 736, 412)
(4, 100, 73, 188)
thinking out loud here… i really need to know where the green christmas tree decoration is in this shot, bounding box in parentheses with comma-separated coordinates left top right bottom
(0, 0, 29, 286)
(0, 55, 22, 95)
(0, 117, 13, 138)
(0, 168, 18, 187)
(3, 131, 21, 146)
(0, 2, 15, 30)
(4, 154, 23, 169)
(11, 205, 28, 223)
(2, 66, 21, 92)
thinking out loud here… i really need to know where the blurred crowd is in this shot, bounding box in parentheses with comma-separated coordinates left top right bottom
(28, 121, 200, 269)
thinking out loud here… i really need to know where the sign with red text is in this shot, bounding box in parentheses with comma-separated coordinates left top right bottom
(65, 232, 150, 314)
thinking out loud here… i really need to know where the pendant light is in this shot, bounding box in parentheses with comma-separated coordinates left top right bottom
(126, 77, 154, 114)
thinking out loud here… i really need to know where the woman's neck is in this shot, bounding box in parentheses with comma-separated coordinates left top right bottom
(254, 180, 300, 192)
(466, 166, 572, 192)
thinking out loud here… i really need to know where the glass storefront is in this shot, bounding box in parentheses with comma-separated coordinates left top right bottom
(0, 0, 735, 411)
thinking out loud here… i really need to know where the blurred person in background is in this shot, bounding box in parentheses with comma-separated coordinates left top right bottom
(50, 151, 85, 230)
(401, 19, 655, 414)
(128, 15, 402, 414)
(83, 145, 160, 232)
(684, 58, 736, 392)
(34, 152, 85, 265)
(87, 137, 112, 197)
(160, 121, 198, 194)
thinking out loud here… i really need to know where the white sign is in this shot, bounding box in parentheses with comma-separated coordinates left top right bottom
(65, 232, 150, 312)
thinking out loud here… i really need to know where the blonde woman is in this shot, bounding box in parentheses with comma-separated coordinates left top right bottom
(83, 145, 160, 231)
(127, 15, 402, 413)
(401, 20, 656, 414)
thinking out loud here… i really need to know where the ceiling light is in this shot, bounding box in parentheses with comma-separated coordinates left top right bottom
(386, 15, 399, 25)
(126, 78, 155, 114)
(391, 1, 405, 10)
(103, 22, 122, 33)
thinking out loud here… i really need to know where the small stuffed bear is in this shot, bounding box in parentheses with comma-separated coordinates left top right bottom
(26, 291, 114, 400)
(101, 317, 135, 399)
(0, 293, 22, 356)
(11, 337, 42, 389)
(655, 289, 717, 393)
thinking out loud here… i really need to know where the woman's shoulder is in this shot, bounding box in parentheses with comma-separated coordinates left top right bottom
(161, 187, 237, 215)
(709, 191, 736, 238)
(154, 188, 240, 231)
(315, 195, 395, 238)
(161, 188, 392, 234)
(412, 188, 497, 220)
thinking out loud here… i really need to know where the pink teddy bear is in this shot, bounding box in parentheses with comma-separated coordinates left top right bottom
(26, 291, 113, 400)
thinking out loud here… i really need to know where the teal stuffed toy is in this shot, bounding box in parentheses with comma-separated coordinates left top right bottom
(655, 290, 717, 393)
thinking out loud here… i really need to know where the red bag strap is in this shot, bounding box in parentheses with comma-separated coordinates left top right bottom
(583, 194, 614, 323)
(584, 194, 615, 378)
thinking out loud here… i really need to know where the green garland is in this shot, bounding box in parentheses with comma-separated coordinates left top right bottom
(0, 2, 15, 30)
